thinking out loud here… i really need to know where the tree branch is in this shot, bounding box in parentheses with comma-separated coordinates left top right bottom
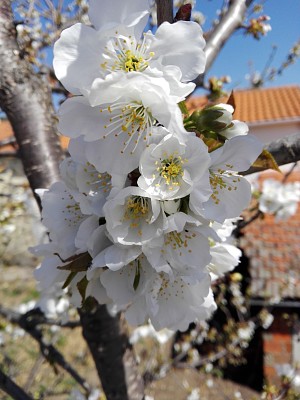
(196, 0, 253, 86)
(243, 132, 300, 175)
(0, 305, 91, 394)
(156, 0, 173, 25)
(0, 368, 34, 400)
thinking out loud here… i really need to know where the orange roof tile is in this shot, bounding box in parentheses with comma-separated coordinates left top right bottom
(0, 119, 68, 154)
(187, 85, 300, 124)
(0, 119, 15, 153)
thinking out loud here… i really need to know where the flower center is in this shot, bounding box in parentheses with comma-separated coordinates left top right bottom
(101, 34, 155, 73)
(123, 50, 145, 72)
(100, 101, 155, 155)
(156, 152, 186, 189)
(123, 196, 150, 228)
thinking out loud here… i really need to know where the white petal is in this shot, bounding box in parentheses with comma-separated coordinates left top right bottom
(88, 0, 149, 35)
(91, 244, 142, 272)
(86, 271, 110, 304)
(202, 175, 252, 223)
(211, 135, 263, 172)
(151, 21, 206, 82)
(209, 243, 242, 277)
(58, 97, 107, 141)
(147, 273, 213, 331)
(53, 23, 105, 94)
(220, 120, 249, 139)
(75, 215, 99, 252)
(34, 256, 66, 290)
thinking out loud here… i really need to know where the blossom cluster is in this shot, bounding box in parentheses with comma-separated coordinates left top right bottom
(33, 0, 263, 331)
(257, 179, 300, 220)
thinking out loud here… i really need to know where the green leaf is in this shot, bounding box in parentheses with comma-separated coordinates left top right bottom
(57, 252, 92, 272)
(62, 271, 77, 290)
(77, 276, 88, 302)
(133, 261, 141, 291)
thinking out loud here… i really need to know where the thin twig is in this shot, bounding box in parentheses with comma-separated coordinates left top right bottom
(237, 209, 263, 230)
(0, 367, 34, 400)
(0, 305, 90, 393)
(24, 353, 44, 392)
(282, 161, 298, 183)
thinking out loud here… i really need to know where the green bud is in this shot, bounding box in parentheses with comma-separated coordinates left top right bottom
(190, 104, 234, 133)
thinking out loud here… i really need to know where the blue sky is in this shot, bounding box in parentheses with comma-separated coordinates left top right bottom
(196, 0, 300, 92)
(10, 0, 299, 112)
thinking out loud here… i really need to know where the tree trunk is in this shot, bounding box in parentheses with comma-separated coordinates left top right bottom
(0, 0, 64, 209)
(0, 2, 145, 399)
(79, 304, 144, 400)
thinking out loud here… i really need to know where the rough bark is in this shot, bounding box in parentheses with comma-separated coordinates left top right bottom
(79, 304, 144, 400)
(0, 2, 145, 400)
(0, 0, 64, 209)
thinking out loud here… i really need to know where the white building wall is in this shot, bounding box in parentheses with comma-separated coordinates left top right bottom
(249, 120, 300, 144)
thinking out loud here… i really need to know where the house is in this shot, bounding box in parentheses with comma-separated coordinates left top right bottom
(188, 85, 300, 387)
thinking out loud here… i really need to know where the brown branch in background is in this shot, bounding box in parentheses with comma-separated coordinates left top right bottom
(173, 3, 191, 22)
(282, 162, 298, 183)
(195, 0, 254, 87)
(0, 137, 17, 149)
(236, 209, 263, 231)
(0, 305, 91, 394)
(156, 0, 173, 25)
(24, 354, 44, 393)
(243, 133, 300, 175)
(0, 368, 34, 400)
(5, 307, 81, 329)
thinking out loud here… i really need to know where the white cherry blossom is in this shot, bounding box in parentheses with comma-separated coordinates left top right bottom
(142, 212, 213, 279)
(103, 186, 165, 246)
(258, 179, 300, 220)
(100, 255, 217, 331)
(138, 130, 211, 200)
(58, 74, 185, 176)
(190, 135, 263, 223)
(53, 0, 205, 97)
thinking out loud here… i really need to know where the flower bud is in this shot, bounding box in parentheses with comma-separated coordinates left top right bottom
(190, 103, 234, 133)
(174, 4, 192, 22)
